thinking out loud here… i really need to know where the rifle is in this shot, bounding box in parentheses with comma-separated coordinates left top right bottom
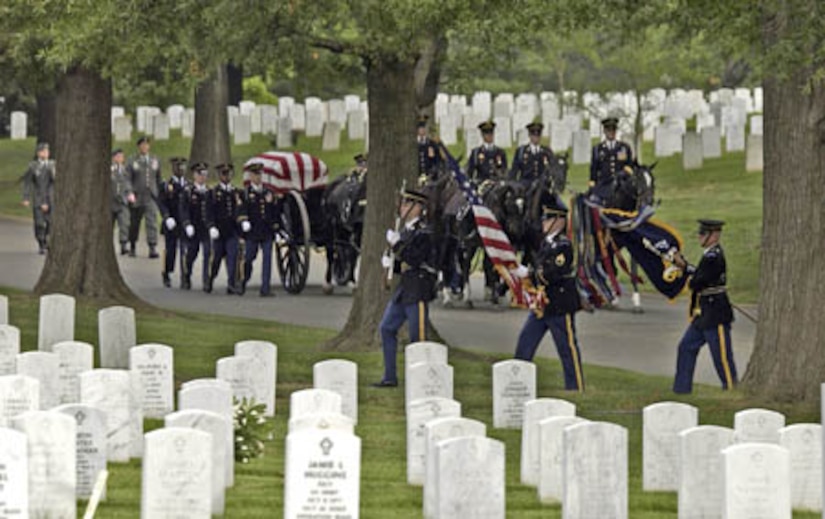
(384, 179, 407, 290)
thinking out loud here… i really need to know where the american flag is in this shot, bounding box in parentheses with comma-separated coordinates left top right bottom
(242, 152, 328, 193)
(438, 144, 536, 308)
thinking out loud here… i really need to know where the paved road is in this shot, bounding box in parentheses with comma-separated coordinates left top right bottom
(0, 217, 756, 385)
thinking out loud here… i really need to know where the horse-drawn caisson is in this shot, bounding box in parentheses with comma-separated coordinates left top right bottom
(242, 151, 366, 294)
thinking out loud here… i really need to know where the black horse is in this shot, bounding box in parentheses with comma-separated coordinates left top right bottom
(320, 172, 367, 294)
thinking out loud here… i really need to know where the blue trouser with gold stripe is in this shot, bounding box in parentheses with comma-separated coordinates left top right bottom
(379, 299, 429, 383)
(515, 312, 585, 391)
(185, 236, 212, 285)
(673, 322, 736, 393)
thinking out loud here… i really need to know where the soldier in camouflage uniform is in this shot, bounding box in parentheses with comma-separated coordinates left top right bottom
(127, 136, 162, 258)
(21, 142, 56, 254)
(110, 149, 136, 255)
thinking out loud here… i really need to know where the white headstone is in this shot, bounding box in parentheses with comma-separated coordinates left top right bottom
(130, 344, 174, 418)
(142, 428, 212, 519)
(778, 424, 821, 512)
(288, 412, 355, 434)
(423, 417, 486, 519)
(749, 114, 763, 135)
(111, 106, 125, 130)
(251, 105, 263, 134)
(278, 97, 295, 118)
(53, 403, 107, 500)
(407, 397, 461, 486)
(562, 421, 628, 519)
(289, 388, 342, 420)
(313, 359, 357, 424)
(181, 108, 195, 138)
(38, 294, 75, 352)
(226, 106, 239, 134)
(434, 436, 505, 519)
(734, 408, 785, 444)
(16, 351, 59, 410)
(725, 125, 745, 152)
(151, 113, 170, 140)
(678, 425, 734, 519)
(538, 416, 588, 504)
(405, 342, 448, 378)
(347, 110, 366, 140)
(746, 135, 763, 172)
(113, 116, 133, 142)
(0, 427, 28, 518)
(98, 306, 136, 369)
(701, 126, 722, 158)
(343, 95, 360, 113)
(406, 362, 453, 406)
(290, 104, 306, 132)
(0, 375, 39, 427)
(328, 99, 346, 125)
(0, 295, 6, 325)
(239, 100, 256, 116)
(135, 106, 150, 133)
(234, 340, 277, 416)
(166, 105, 184, 129)
(10, 112, 27, 140)
(284, 429, 361, 519)
(492, 360, 536, 429)
(12, 411, 76, 519)
(216, 355, 261, 406)
(178, 381, 234, 487)
(642, 402, 699, 491)
(129, 372, 144, 459)
(493, 116, 512, 148)
(277, 117, 293, 148)
(521, 398, 576, 486)
(682, 132, 703, 170)
(493, 95, 513, 119)
(233, 114, 252, 145)
(550, 122, 573, 151)
(438, 114, 458, 145)
(571, 130, 591, 165)
(53, 341, 93, 405)
(259, 105, 278, 134)
(321, 122, 342, 151)
(165, 410, 229, 515)
(80, 369, 132, 462)
(305, 107, 324, 137)
(0, 325, 20, 375)
(654, 126, 678, 157)
(722, 443, 791, 519)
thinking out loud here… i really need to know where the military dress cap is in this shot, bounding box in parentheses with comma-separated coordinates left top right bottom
(112, 148, 124, 157)
(526, 122, 544, 135)
(601, 117, 620, 128)
(169, 157, 187, 164)
(216, 163, 234, 174)
(540, 191, 569, 220)
(36, 142, 49, 152)
(353, 153, 367, 163)
(402, 189, 428, 205)
(478, 120, 496, 133)
(136, 136, 151, 146)
(416, 115, 430, 128)
(698, 219, 725, 233)
(190, 162, 209, 175)
(247, 162, 265, 174)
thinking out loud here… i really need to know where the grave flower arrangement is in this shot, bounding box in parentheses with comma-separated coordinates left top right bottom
(233, 397, 272, 463)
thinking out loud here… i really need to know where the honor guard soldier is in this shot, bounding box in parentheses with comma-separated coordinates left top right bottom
(110, 149, 136, 255)
(350, 153, 368, 183)
(672, 219, 737, 394)
(158, 158, 188, 288)
(417, 115, 441, 181)
(514, 192, 585, 392)
(510, 122, 555, 186)
(239, 163, 280, 297)
(21, 142, 56, 254)
(466, 120, 508, 185)
(209, 163, 243, 295)
(180, 163, 215, 292)
(127, 136, 162, 258)
(374, 189, 439, 387)
(589, 117, 633, 205)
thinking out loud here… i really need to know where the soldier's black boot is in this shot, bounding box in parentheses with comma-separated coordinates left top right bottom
(238, 281, 246, 296)
(120, 242, 129, 256)
(181, 276, 191, 290)
(162, 272, 171, 288)
(203, 277, 213, 294)
(148, 245, 159, 259)
(129, 241, 137, 257)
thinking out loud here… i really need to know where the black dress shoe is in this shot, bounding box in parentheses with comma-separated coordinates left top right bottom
(259, 291, 275, 298)
(181, 277, 191, 290)
(162, 273, 171, 288)
(120, 243, 129, 256)
(148, 246, 159, 259)
(203, 280, 213, 294)
(371, 380, 398, 388)
(238, 283, 246, 296)
(129, 242, 137, 257)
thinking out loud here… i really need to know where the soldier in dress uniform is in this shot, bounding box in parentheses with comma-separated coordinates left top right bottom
(589, 117, 634, 206)
(416, 115, 441, 181)
(209, 163, 243, 295)
(373, 189, 439, 387)
(466, 120, 508, 185)
(239, 163, 280, 297)
(672, 219, 737, 393)
(20, 142, 56, 254)
(180, 163, 215, 292)
(350, 153, 368, 183)
(510, 122, 555, 186)
(127, 136, 162, 258)
(514, 192, 585, 392)
(110, 149, 136, 255)
(158, 158, 188, 288)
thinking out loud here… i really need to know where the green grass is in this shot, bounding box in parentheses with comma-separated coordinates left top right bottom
(3, 288, 812, 518)
(0, 133, 761, 302)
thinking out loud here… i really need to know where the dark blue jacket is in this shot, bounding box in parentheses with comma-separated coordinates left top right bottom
(466, 144, 508, 183)
(510, 145, 555, 185)
(688, 244, 733, 329)
(180, 185, 214, 238)
(533, 234, 580, 316)
(210, 183, 242, 238)
(239, 185, 280, 242)
(392, 220, 438, 304)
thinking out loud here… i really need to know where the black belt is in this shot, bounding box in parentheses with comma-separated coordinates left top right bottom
(699, 286, 727, 296)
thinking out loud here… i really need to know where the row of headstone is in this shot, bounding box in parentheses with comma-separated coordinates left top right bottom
(216, 340, 277, 417)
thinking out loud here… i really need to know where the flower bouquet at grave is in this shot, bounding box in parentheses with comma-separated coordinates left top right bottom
(233, 397, 273, 463)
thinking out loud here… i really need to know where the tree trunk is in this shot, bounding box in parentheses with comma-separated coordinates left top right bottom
(415, 35, 448, 116)
(190, 64, 231, 168)
(741, 6, 825, 402)
(633, 90, 644, 163)
(36, 92, 57, 154)
(34, 67, 139, 304)
(227, 62, 243, 107)
(324, 56, 420, 351)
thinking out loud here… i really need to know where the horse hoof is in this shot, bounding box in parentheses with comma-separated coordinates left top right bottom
(632, 306, 644, 314)
(465, 301, 474, 309)
(322, 284, 334, 295)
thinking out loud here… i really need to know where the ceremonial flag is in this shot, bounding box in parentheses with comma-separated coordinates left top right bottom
(438, 144, 533, 307)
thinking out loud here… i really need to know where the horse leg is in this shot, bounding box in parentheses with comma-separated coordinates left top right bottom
(322, 243, 334, 295)
(631, 258, 643, 313)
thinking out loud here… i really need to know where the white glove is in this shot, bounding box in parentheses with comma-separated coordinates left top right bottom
(241, 221, 252, 233)
(185, 224, 195, 238)
(209, 227, 220, 240)
(386, 229, 400, 246)
(164, 217, 176, 231)
(512, 265, 529, 278)
(274, 233, 286, 245)
(381, 254, 393, 268)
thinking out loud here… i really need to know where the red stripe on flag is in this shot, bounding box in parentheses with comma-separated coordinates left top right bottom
(293, 152, 306, 192)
